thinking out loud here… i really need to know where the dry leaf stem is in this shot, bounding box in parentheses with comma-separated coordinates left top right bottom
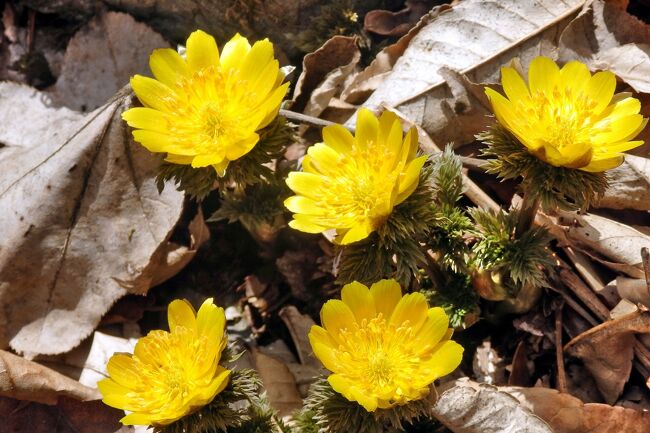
(555, 305, 568, 394)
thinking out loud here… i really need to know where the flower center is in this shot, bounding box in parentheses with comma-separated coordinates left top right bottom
(368, 351, 394, 385)
(200, 102, 233, 140)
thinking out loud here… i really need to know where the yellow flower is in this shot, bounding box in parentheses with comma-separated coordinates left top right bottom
(98, 298, 230, 426)
(485, 56, 646, 172)
(122, 30, 289, 175)
(284, 109, 427, 245)
(309, 279, 463, 412)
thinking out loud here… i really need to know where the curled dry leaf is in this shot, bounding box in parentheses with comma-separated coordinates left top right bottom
(357, 0, 587, 145)
(49, 11, 168, 112)
(251, 348, 303, 418)
(292, 35, 360, 118)
(278, 305, 320, 368)
(0, 396, 130, 433)
(559, 0, 650, 94)
(363, 0, 438, 37)
(341, 5, 451, 105)
(509, 386, 650, 433)
(431, 379, 552, 432)
(556, 211, 649, 279)
(595, 155, 650, 211)
(564, 309, 650, 404)
(0, 350, 98, 404)
(0, 83, 186, 357)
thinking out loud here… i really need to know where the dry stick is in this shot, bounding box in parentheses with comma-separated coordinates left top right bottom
(555, 305, 568, 394)
(642, 247, 650, 302)
(279, 108, 485, 171)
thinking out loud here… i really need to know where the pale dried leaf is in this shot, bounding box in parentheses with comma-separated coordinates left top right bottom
(356, 0, 586, 145)
(595, 155, 650, 211)
(615, 277, 650, 308)
(509, 383, 650, 432)
(0, 83, 185, 357)
(431, 379, 552, 432)
(565, 310, 650, 404)
(556, 212, 648, 279)
(559, 0, 650, 93)
(49, 12, 168, 112)
(0, 350, 98, 404)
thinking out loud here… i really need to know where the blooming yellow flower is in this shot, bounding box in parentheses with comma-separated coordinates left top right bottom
(98, 298, 230, 426)
(284, 109, 427, 245)
(485, 56, 646, 172)
(309, 279, 463, 412)
(122, 30, 289, 174)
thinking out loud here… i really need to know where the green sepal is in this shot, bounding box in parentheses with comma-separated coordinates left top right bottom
(155, 116, 296, 201)
(295, 378, 437, 433)
(477, 123, 608, 211)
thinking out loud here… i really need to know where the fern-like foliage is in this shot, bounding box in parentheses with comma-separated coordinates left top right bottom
(156, 116, 296, 200)
(421, 270, 479, 329)
(296, 378, 436, 433)
(469, 208, 553, 291)
(477, 123, 608, 211)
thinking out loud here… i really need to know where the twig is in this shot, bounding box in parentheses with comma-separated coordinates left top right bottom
(555, 305, 568, 393)
(514, 191, 540, 238)
(642, 247, 650, 302)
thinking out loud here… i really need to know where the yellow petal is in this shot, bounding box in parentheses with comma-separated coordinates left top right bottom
(284, 195, 325, 215)
(132, 130, 193, 155)
(213, 160, 229, 176)
(341, 281, 376, 323)
(427, 340, 464, 379)
(149, 48, 189, 87)
(130, 75, 174, 112)
(97, 378, 131, 399)
(196, 298, 225, 342)
(369, 279, 402, 320)
(240, 38, 275, 83)
(320, 299, 357, 342)
(309, 326, 340, 372)
(527, 56, 559, 95)
(586, 71, 616, 114)
(192, 153, 225, 168)
(378, 110, 400, 148)
(501, 66, 529, 101)
(168, 299, 197, 333)
(389, 292, 428, 332)
(395, 155, 426, 204)
(186, 30, 220, 72)
(559, 60, 591, 94)
(288, 218, 327, 234)
(337, 222, 373, 245)
(225, 133, 260, 160)
(120, 412, 154, 426)
(594, 114, 645, 143)
(220, 33, 251, 71)
(165, 154, 194, 164)
(598, 140, 644, 154)
(412, 307, 450, 351)
(322, 124, 354, 154)
(328, 373, 355, 401)
(581, 155, 623, 172)
(286, 172, 324, 198)
(251, 59, 281, 99)
(355, 108, 379, 149)
(106, 354, 140, 387)
(122, 107, 170, 133)
(257, 82, 289, 129)
(197, 367, 230, 402)
(307, 142, 342, 171)
(351, 387, 379, 412)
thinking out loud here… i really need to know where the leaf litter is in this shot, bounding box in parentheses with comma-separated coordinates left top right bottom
(2, 0, 650, 432)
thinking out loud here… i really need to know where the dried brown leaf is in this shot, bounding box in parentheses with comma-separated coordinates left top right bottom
(363, 0, 437, 37)
(595, 155, 650, 211)
(292, 35, 360, 118)
(0, 84, 186, 357)
(49, 12, 168, 112)
(0, 350, 98, 404)
(278, 305, 320, 368)
(509, 385, 650, 433)
(0, 395, 130, 433)
(564, 310, 650, 404)
(251, 348, 302, 417)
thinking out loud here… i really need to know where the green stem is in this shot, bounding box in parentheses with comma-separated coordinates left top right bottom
(515, 192, 540, 238)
